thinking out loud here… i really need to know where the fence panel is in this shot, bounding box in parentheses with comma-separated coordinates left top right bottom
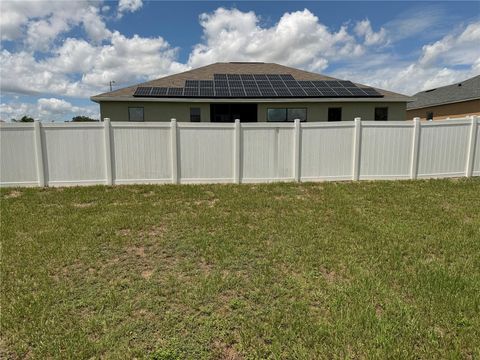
(417, 119, 471, 178)
(241, 124, 294, 182)
(474, 123, 480, 176)
(111, 123, 172, 184)
(300, 123, 355, 181)
(360, 122, 413, 179)
(0, 124, 38, 186)
(178, 124, 234, 183)
(1, 117, 478, 187)
(42, 124, 106, 186)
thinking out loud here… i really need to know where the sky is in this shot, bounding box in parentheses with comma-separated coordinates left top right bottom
(0, 0, 479, 122)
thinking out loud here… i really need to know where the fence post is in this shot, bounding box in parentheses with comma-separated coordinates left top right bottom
(233, 119, 241, 184)
(103, 118, 113, 185)
(33, 120, 45, 187)
(466, 115, 478, 177)
(294, 118, 301, 182)
(352, 117, 362, 180)
(171, 118, 178, 184)
(410, 117, 421, 180)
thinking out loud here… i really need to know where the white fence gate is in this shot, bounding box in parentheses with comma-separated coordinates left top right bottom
(1, 117, 479, 187)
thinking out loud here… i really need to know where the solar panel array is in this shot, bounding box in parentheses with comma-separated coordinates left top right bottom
(133, 74, 383, 98)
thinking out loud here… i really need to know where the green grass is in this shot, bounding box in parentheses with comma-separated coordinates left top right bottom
(1, 179, 479, 359)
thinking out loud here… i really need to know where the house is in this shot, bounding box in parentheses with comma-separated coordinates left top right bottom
(91, 62, 411, 122)
(407, 75, 480, 120)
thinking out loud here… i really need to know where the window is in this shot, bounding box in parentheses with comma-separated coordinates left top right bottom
(287, 108, 307, 122)
(267, 108, 307, 122)
(328, 107, 342, 122)
(128, 107, 144, 122)
(267, 108, 287, 122)
(374, 107, 388, 121)
(426, 111, 434, 120)
(190, 107, 201, 122)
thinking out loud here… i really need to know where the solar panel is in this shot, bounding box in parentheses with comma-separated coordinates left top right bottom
(244, 88, 261, 97)
(338, 80, 355, 87)
(274, 88, 292, 97)
(333, 88, 352, 96)
(318, 88, 337, 96)
(134, 87, 152, 96)
(280, 74, 295, 81)
(297, 81, 315, 88)
(253, 74, 268, 81)
(346, 88, 368, 96)
(303, 87, 322, 96)
(183, 88, 199, 96)
(215, 88, 230, 97)
(150, 87, 168, 96)
(259, 88, 277, 97)
(200, 88, 214, 97)
(227, 74, 241, 80)
(228, 80, 243, 88)
(132, 74, 384, 99)
(167, 87, 184, 96)
(289, 88, 307, 96)
(185, 80, 199, 88)
(200, 80, 213, 87)
(230, 88, 246, 97)
(240, 74, 254, 80)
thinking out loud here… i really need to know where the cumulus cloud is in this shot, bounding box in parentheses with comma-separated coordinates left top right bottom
(0, 98, 99, 122)
(354, 19, 388, 46)
(332, 20, 480, 95)
(117, 0, 143, 18)
(187, 8, 364, 72)
(0, 1, 111, 50)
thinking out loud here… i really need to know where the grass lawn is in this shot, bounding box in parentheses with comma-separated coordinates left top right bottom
(1, 179, 480, 359)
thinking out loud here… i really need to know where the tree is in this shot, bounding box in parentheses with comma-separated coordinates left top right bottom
(11, 115, 35, 122)
(71, 115, 98, 122)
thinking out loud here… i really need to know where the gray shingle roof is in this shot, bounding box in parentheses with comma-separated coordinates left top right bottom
(407, 75, 480, 110)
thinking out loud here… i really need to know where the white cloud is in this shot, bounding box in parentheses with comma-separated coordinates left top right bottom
(354, 19, 388, 46)
(117, 0, 143, 18)
(0, 1, 111, 50)
(187, 8, 364, 71)
(0, 31, 189, 98)
(0, 98, 99, 122)
(420, 22, 480, 66)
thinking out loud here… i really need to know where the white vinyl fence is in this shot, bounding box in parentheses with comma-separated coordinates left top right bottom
(1, 116, 479, 187)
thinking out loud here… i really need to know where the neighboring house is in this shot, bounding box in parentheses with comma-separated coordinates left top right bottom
(91, 62, 411, 122)
(407, 75, 480, 120)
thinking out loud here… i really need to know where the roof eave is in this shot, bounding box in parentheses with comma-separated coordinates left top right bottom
(407, 97, 480, 110)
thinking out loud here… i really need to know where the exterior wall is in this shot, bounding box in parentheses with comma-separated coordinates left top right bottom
(100, 101, 406, 122)
(257, 102, 406, 121)
(406, 99, 480, 120)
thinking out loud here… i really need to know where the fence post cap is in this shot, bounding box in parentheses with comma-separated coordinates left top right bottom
(234, 118, 240, 124)
(354, 117, 361, 121)
(103, 117, 110, 122)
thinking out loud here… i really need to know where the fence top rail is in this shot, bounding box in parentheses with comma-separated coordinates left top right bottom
(0, 122, 35, 129)
(177, 122, 235, 129)
(41, 122, 104, 129)
(242, 122, 295, 129)
(111, 122, 171, 128)
(421, 118, 472, 127)
(361, 120, 414, 127)
(301, 122, 355, 128)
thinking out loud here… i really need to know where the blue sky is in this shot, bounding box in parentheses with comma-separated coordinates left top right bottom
(1, 0, 479, 121)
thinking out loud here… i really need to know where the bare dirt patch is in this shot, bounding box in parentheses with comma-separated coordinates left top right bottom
(212, 340, 242, 360)
(73, 202, 96, 208)
(4, 190, 22, 199)
(141, 269, 154, 279)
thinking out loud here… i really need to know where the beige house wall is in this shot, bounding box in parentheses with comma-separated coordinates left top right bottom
(406, 99, 480, 120)
(100, 101, 407, 122)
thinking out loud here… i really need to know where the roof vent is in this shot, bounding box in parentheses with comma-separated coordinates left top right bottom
(425, 88, 436, 93)
(458, 83, 462, 86)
